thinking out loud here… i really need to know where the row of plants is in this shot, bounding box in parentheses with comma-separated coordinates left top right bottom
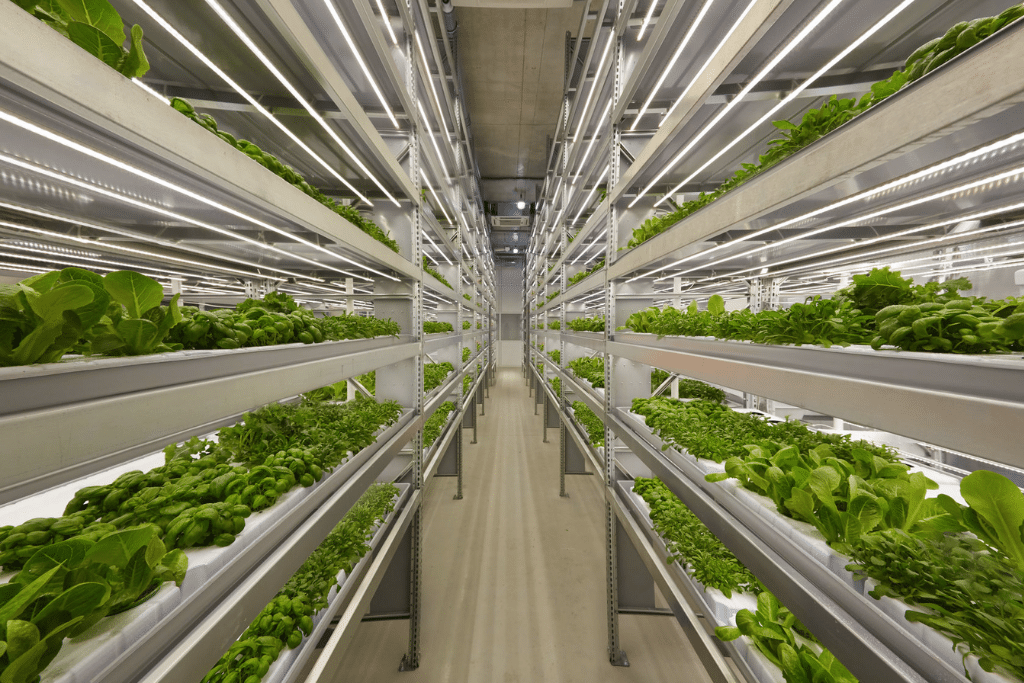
(0, 392, 404, 681)
(424, 402, 456, 448)
(567, 260, 605, 288)
(566, 316, 605, 333)
(568, 356, 604, 389)
(549, 376, 561, 396)
(622, 268, 1024, 353)
(462, 320, 471, 330)
(423, 257, 452, 289)
(649, 370, 728, 403)
(630, 396, 1024, 679)
(463, 347, 471, 362)
(300, 371, 377, 403)
(636, 478, 857, 682)
(547, 320, 561, 330)
(624, 4, 1024, 249)
(0, 268, 401, 367)
(547, 350, 561, 365)
(545, 291, 559, 302)
(201, 483, 399, 683)
(424, 362, 454, 393)
(169, 97, 400, 253)
(423, 321, 454, 334)
(570, 401, 604, 448)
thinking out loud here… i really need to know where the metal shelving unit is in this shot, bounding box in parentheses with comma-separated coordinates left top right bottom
(526, 2, 1024, 682)
(0, 1, 497, 682)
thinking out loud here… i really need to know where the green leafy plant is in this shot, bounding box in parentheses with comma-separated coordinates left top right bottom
(423, 257, 452, 289)
(571, 401, 604, 448)
(423, 321, 454, 334)
(547, 350, 560, 365)
(568, 356, 604, 389)
(463, 347, 471, 362)
(424, 402, 456, 447)
(13, 0, 150, 78)
(202, 484, 397, 683)
(716, 592, 857, 683)
(634, 478, 758, 596)
(462, 320, 471, 330)
(424, 362, 454, 392)
(548, 320, 561, 330)
(567, 260, 604, 288)
(566, 316, 605, 333)
(463, 293, 471, 301)
(549, 376, 561, 395)
(650, 371, 727, 402)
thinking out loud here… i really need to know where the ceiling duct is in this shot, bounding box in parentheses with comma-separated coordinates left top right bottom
(491, 216, 530, 229)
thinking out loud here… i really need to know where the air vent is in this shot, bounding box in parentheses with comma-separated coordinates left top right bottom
(490, 216, 530, 229)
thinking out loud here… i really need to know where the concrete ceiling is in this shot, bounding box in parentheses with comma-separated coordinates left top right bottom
(456, 1, 586, 210)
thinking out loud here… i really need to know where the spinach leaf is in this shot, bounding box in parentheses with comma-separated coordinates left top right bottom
(960, 470, 1024, 570)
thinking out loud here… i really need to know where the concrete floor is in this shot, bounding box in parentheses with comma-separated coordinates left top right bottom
(325, 369, 715, 682)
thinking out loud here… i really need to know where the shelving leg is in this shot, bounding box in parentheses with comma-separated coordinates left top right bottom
(542, 394, 549, 442)
(605, 500, 628, 667)
(398, 508, 422, 671)
(454, 428, 463, 501)
(559, 420, 568, 498)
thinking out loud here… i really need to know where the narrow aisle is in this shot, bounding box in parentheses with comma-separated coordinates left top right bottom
(328, 369, 712, 682)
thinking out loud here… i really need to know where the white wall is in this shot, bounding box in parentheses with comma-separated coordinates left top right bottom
(496, 260, 525, 367)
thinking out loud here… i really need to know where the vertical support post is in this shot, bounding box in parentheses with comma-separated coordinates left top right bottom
(453, 425, 463, 500)
(542, 391, 549, 442)
(559, 408, 568, 498)
(472, 385, 478, 444)
(345, 277, 355, 315)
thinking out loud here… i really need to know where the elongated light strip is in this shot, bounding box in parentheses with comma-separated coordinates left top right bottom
(832, 240, 1024, 275)
(573, 99, 613, 184)
(422, 225, 452, 265)
(135, 0, 371, 205)
(637, 0, 659, 40)
(0, 250, 184, 281)
(631, 0, 717, 131)
(211, 0, 401, 205)
(909, 258, 1024, 279)
(572, 35, 614, 147)
(572, 229, 608, 265)
(131, 78, 169, 104)
(630, 129, 1024, 282)
(707, 209, 1024, 283)
(0, 107, 391, 281)
(415, 34, 450, 134)
(572, 165, 610, 224)
(1, 241, 196, 278)
(375, 0, 399, 45)
(421, 171, 453, 226)
(672, 167, 1024, 282)
(631, 0, 847, 208)
(0, 152, 337, 281)
(320, 0, 400, 128)
(0, 218, 282, 282)
(418, 100, 451, 181)
(660, 0, 918, 202)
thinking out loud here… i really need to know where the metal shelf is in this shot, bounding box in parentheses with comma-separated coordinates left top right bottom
(609, 333, 1024, 469)
(95, 409, 421, 683)
(609, 17, 1024, 280)
(608, 407, 968, 683)
(0, 3, 417, 281)
(0, 337, 419, 505)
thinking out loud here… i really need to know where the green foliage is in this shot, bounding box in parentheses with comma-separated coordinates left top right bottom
(14, 0, 150, 78)
(547, 350, 560, 365)
(716, 592, 857, 683)
(169, 97, 399, 253)
(567, 260, 605, 288)
(570, 401, 604, 448)
(568, 356, 604, 389)
(0, 525, 185, 683)
(202, 484, 398, 683)
(846, 531, 1024, 680)
(424, 402, 456, 447)
(424, 362, 454, 392)
(566, 316, 605, 333)
(463, 347, 471, 362)
(548, 376, 560, 395)
(462, 320, 471, 330)
(650, 370, 727, 402)
(463, 374, 472, 394)
(463, 293, 471, 301)
(423, 321, 454, 334)
(0, 268, 182, 365)
(545, 290, 559, 302)
(625, 6, 1024, 250)
(318, 313, 400, 340)
(547, 320, 561, 330)
(634, 478, 759, 597)
(621, 267, 1024, 355)
(423, 257, 452, 289)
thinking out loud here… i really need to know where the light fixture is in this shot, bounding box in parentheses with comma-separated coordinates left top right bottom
(513, 248, 519, 254)
(658, 0, 919, 203)
(374, 0, 399, 45)
(321, 0, 400, 130)
(517, 200, 526, 210)
(415, 34, 450, 134)
(629, 128, 1024, 282)
(636, 0, 659, 40)
(631, 0, 847, 208)
(631, 0, 717, 131)
(573, 99, 613, 184)
(572, 35, 614, 147)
